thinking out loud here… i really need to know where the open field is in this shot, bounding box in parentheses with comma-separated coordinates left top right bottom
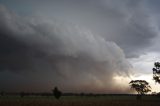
(0, 95, 160, 106)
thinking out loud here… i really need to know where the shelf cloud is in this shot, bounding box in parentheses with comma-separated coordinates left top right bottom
(0, 4, 132, 93)
(0, 0, 159, 93)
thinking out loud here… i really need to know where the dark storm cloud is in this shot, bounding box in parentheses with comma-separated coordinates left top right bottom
(0, 0, 158, 93)
(0, 0, 158, 58)
(81, 0, 158, 58)
(0, 4, 131, 93)
(33, 0, 158, 58)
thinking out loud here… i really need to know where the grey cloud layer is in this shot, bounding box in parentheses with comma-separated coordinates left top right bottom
(0, 0, 158, 93)
(0, 4, 131, 93)
(34, 0, 158, 58)
(1, 0, 158, 57)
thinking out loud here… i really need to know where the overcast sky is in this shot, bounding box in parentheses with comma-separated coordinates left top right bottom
(0, 0, 160, 93)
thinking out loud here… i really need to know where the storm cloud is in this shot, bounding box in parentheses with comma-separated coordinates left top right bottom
(0, 4, 132, 93)
(34, 0, 157, 58)
(0, 0, 158, 93)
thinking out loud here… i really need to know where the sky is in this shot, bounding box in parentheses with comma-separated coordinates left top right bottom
(0, 0, 160, 94)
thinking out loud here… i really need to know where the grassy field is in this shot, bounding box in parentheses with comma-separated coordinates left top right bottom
(0, 95, 160, 106)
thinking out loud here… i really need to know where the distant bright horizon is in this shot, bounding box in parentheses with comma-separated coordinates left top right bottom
(0, 0, 160, 94)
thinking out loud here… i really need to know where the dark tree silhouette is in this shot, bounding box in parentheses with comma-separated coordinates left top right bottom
(153, 62, 160, 84)
(129, 80, 151, 94)
(20, 92, 25, 98)
(52, 87, 62, 99)
(129, 80, 151, 100)
(0, 91, 4, 96)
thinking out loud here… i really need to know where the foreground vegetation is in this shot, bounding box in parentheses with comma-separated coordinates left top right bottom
(0, 95, 160, 106)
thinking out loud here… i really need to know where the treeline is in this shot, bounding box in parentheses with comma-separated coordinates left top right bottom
(0, 92, 159, 97)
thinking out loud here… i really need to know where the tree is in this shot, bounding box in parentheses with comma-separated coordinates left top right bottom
(129, 80, 151, 100)
(20, 92, 25, 98)
(52, 87, 62, 99)
(129, 80, 151, 94)
(0, 91, 4, 96)
(152, 62, 160, 84)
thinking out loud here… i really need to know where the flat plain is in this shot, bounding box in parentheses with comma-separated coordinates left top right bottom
(0, 95, 160, 106)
